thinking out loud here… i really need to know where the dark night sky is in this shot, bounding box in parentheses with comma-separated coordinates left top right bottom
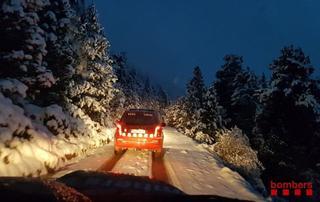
(93, 0, 320, 98)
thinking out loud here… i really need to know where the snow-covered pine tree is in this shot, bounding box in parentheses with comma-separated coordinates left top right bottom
(258, 73, 268, 89)
(111, 52, 167, 114)
(151, 85, 160, 108)
(0, 0, 55, 100)
(311, 78, 320, 114)
(253, 45, 320, 182)
(165, 102, 177, 127)
(112, 53, 130, 87)
(165, 97, 189, 131)
(157, 86, 168, 109)
(185, 66, 206, 136)
(142, 77, 152, 102)
(214, 55, 244, 127)
(70, 0, 85, 15)
(66, 5, 117, 126)
(186, 66, 206, 113)
(109, 54, 127, 119)
(201, 85, 223, 138)
(111, 53, 142, 110)
(36, 0, 79, 105)
(0, 1, 117, 176)
(253, 73, 269, 134)
(231, 68, 258, 135)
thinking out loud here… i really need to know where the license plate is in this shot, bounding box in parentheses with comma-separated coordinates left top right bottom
(131, 129, 146, 134)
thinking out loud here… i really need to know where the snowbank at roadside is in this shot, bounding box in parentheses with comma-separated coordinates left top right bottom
(0, 79, 114, 176)
(163, 127, 266, 201)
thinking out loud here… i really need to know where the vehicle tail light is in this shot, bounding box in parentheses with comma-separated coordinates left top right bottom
(154, 126, 162, 137)
(116, 123, 122, 133)
(117, 126, 162, 138)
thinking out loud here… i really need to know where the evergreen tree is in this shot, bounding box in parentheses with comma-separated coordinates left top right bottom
(143, 78, 152, 98)
(185, 66, 206, 135)
(111, 52, 167, 112)
(66, 5, 117, 126)
(214, 55, 244, 127)
(201, 85, 222, 137)
(111, 53, 143, 110)
(0, 0, 55, 99)
(186, 66, 206, 112)
(231, 68, 258, 135)
(112, 53, 130, 87)
(258, 73, 268, 89)
(165, 97, 189, 131)
(42, 0, 77, 79)
(157, 86, 168, 108)
(142, 78, 161, 110)
(70, 0, 85, 15)
(36, 0, 79, 105)
(253, 46, 320, 182)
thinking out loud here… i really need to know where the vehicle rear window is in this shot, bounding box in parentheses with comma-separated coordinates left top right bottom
(121, 111, 160, 125)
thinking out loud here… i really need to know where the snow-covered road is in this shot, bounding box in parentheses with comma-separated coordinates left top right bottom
(52, 127, 264, 201)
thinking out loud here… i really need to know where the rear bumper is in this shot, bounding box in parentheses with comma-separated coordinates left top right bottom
(115, 137, 163, 151)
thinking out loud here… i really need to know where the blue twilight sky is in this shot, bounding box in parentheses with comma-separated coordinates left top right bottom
(93, 0, 320, 98)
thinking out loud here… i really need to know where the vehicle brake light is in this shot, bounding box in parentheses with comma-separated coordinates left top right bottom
(116, 123, 122, 132)
(154, 126, 162, 137)
(117, 127, 162, 138)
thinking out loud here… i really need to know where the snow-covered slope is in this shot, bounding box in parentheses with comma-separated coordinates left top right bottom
(163, 127, 264, 201)
(0, 81, 115, 176)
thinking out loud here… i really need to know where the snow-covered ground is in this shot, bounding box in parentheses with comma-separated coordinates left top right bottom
(52, 127, 265, 201)
(111, 150, 151, 176)
(51, 143, 116, 178)
(163, 127, 264, 201)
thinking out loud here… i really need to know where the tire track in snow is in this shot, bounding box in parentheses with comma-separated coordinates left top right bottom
(150, 151, 170, 184)
(98, 148, 172, 186)
(110, 150, 150, 176)
(98, 150, 126, 172)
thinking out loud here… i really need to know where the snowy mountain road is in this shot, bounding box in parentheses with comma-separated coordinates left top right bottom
(51, 127, 264, 201)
